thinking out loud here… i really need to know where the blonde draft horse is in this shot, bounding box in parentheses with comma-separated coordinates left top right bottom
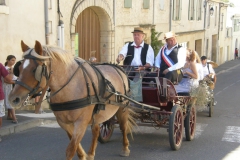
(8, 41, 136, 160)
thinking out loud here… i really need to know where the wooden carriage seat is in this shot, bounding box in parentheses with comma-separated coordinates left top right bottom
(142, 77, 178, 107)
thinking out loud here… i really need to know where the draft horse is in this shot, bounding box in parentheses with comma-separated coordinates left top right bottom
(8, 41, 136, 160)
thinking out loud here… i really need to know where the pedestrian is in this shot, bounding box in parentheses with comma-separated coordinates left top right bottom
(116, 27, 154, 82)
(33, 92, 45, 114)
(3, 55, 18, 123)
(0, 62, 15, 142)
(235, 48, 238, 60)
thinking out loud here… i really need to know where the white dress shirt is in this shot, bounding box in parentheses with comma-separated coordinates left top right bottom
(196, 63, 204, 80)
(119, 41, 154, 66)
(202, 63, 215, 77)
(155, 43, 186, 71)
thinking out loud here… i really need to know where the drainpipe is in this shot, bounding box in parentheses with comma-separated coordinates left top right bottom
(153, 0, 155, 25)
(169, 0, 172, 31)
(61, 22, 65, 49)
(217, 3, 223, 63)
(113, 0, 116, 63)
(44, 0, 49, 45)
(203, 0, 207, 56)
(57, 0, 64, 48)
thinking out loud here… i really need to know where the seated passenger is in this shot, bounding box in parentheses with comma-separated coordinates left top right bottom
(175, 49, 199, 93)
(116, 27, 154, 82)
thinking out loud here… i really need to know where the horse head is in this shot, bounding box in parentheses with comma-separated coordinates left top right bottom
(9, 40, 51, 108)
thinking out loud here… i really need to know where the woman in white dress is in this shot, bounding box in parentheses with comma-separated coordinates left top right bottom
(195, 52, 204, 80)
(175, 49, 199, 93)
(3, 55, 18, 123)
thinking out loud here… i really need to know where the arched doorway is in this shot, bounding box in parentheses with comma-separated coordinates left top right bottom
(75, 7, 100, 61)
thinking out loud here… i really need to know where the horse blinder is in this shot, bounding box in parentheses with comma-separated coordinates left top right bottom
(34, 64, 49, 81)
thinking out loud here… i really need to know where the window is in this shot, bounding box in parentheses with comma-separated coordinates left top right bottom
(206, 39, 209, 56)
(172, 0, 182, 21)
(196, 0, 202, 20)
(160, 0, 165, 10)
(188, 0, 195, 20)
(143, 0, 150, 9)
(124, 0, 132, 8)
(0, 0, 5, 5)
(207, 5, 211, 27)
(234, 19, 240, 32)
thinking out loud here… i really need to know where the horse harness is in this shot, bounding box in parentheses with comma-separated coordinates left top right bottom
(15, 49, 51, 97)
(49, 58, 130, 113)
(16, 50, 130, 115)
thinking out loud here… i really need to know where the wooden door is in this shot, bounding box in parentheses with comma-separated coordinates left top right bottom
(75, 8, 100, 61)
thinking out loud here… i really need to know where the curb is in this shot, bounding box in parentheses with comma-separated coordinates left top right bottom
(0, 119, 56, 136)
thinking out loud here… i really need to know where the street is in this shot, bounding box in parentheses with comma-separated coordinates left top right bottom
(1, 63, 240, 160)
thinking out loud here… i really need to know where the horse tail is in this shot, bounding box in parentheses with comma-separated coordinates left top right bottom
(116, 106, 139, 140)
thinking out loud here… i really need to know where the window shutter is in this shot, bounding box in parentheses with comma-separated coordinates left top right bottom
(143, 0, 150, 9)
(124, 0, 132, 8)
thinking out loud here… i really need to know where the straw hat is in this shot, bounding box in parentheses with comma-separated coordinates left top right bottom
(131, 27, 145, 34)
(163, 31, 178, 40)
(207, 60, 218, 68)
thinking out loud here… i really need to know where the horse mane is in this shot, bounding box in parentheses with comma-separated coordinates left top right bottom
(42, 45, 75, 66)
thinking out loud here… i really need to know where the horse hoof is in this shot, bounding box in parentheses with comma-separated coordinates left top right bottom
(120, 149, 130, 157)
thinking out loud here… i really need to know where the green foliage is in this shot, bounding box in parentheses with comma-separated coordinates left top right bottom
(220, 0, 229, 2)
(151, 28, 164, 56)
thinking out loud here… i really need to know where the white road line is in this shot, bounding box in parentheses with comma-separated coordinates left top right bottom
(223, 87, 228, 91)
(229, 83, 235, 87)
(215, 91, 221, 96)
(222, 126, 240, 143)
(195, 123, 208, 139)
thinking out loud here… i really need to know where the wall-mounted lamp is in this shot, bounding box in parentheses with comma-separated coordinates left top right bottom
(210, 7, 214, 16)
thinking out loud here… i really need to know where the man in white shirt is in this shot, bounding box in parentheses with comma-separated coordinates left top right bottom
(201, 56, 217, 84)
(116, 27, 154, 82)
(154, 31, 186, 84)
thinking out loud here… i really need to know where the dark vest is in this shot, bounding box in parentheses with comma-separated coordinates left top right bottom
(123, 42, 149, 66)
(160, 45, 182, 73)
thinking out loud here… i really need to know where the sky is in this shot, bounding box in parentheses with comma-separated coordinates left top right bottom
(226, 0, 240, 27)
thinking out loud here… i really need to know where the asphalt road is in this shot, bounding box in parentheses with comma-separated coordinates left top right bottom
(1, 65, 240, 160)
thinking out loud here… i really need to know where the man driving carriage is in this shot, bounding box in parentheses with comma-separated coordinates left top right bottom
(116, 27, 154, 82)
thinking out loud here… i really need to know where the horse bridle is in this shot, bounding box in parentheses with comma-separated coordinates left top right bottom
(15, 49, 51, 96)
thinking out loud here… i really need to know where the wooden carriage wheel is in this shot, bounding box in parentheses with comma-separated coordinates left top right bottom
(184, 105, 196, 141)
(169, 105, 183, 150)
(98, 116, 115, 143)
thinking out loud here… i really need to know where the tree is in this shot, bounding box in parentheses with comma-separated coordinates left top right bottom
(151, 28, 164, 56)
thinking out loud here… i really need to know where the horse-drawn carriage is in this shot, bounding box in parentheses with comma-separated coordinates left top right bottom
(9, 41, 205, 159)
(98, 67, 197, 150)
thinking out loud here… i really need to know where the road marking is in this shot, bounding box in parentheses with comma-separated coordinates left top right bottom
(222, 126, 240, 143)
(215, 91, 221, 96)
(229, 83, 235, 87)
(223, 87, 228, 90)
(195, 123, 208, 139)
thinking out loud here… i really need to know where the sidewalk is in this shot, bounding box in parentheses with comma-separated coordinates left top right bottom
(0, 100, 56, 137)
(1, 59, 240, 137)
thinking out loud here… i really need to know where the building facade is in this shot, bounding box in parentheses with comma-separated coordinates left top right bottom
(0, 0, 232, 66)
